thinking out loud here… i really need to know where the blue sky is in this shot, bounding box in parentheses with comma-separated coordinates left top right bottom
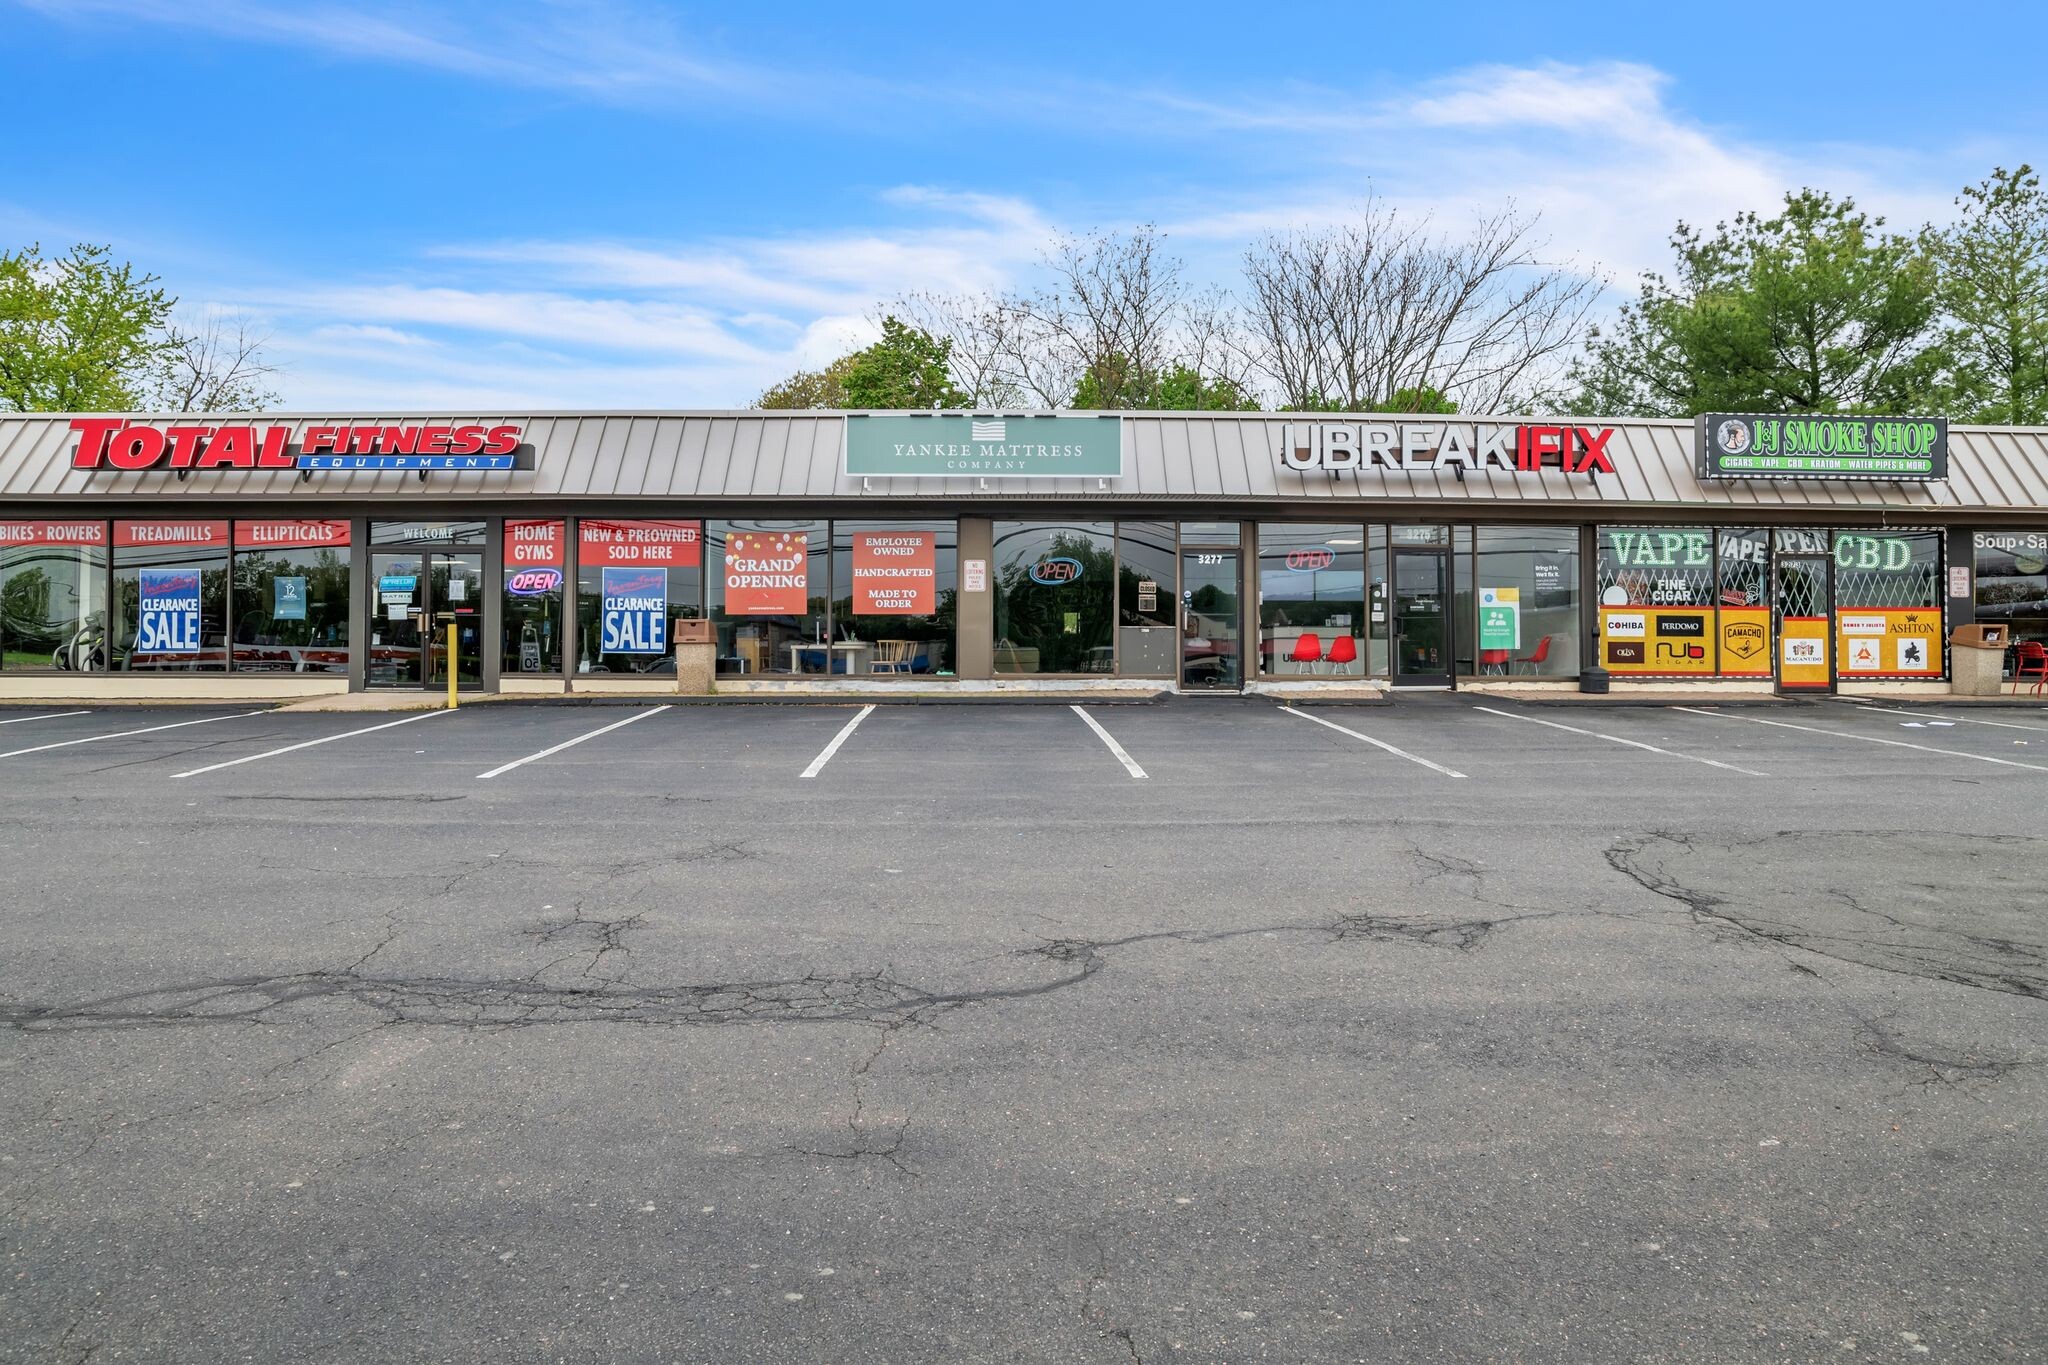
(2, 1, 2040, 409)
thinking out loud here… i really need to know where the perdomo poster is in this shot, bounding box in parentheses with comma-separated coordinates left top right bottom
(723, 530, 809, 614)
(851, 531, 935, 614)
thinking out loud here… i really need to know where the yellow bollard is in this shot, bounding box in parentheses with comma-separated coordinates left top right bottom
(447, 621, 458, 710)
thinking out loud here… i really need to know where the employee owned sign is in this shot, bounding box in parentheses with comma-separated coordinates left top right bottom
(600, 568, 667, 654)
(844, 415, 1122, 479)
(851, 531, 936, 614)
(723, 530, 809, 614)
(136, 569, 202, 653)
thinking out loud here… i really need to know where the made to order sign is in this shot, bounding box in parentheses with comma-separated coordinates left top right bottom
(1696, 414, 1947, 481)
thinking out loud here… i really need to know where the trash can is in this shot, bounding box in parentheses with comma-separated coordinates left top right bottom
(674, 617, 716, 694)
(1949, 623, 2008, 697)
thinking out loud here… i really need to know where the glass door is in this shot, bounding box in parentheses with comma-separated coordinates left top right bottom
(427, 552, 484, 689)
(368, 552, 425, 687)
(1773, 553, 1833, 693)
(1392, 549, 1451, 686)
(1181, 547, 1241, 690)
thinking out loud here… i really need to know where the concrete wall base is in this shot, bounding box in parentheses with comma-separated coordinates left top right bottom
(0, 676, 349, 702)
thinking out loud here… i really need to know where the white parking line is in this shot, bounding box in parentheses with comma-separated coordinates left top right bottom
(0, 709, 91, 726)
(1279, 705, 1467, 778)
(800, 704, 876, 779)
(1671, 706, 2048, 774)
(1471, 705, 1767, 777)
(177, 709, 451, 778)
(0, 710, 263, 761)
(1070, 705, 1148, 779)
(478, 706, 673, 780)
(1845, 701, 2048, 734)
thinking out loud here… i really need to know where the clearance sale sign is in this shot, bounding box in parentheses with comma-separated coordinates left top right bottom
(723, 530, 809, 614)
(851, 531, 935, 614)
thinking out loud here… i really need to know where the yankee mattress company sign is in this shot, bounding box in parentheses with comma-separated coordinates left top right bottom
(844, 414, 1122, 479)
(1280, 421, 1617, 474)
(70, 419, 528, 472)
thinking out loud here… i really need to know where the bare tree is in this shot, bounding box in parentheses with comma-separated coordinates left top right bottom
(1238, 200, 1602, 412)
(145, 312, 282, 412)
(1010, 226, 1188, 407)
(888, 291, 1027, 407)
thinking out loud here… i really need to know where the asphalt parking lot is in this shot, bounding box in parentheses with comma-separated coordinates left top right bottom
(3, 695, 2045, 1363)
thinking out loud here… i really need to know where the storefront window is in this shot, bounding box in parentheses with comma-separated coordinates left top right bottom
(829, 520, 957, 676)
(992, 521, 1115, 674)
(504, 519, 566, 677)
(709, 520, 826, 676)
(1117, 522, 1177, 678)
(1714, 529, 1771, 676)
(1257, 523, 1367, 677)
(1, 519, 107, 672)
(1596, 525, 1718, 675)
(1833, 530, 1943, 679)
(1471, 526, 1579, 677)
(232, 520, 351, 673)
(113, 520, 229, 672)
(1453, 525, 1475, 676)
(577, 519, 703, 676)
(1974, 532, 2048, 672)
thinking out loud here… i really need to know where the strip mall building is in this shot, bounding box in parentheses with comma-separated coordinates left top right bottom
(1, 409, 2044, 699)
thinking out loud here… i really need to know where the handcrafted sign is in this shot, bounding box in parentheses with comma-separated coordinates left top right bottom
(1280, 422, 1616, 474)
(722, 530, 808, 614)
(1835, 607, 1942, 676)
(506, 520, 564, 568)
(1478, 587, 1520, 651)
(580, 519, 700, 567)
(1697, 414, 1947, 480)
(844, 415, 1123, 479)
(851, 531, 936, 614)
(600, 568, 667, 654)
(135, 569, 202, 653)
(234, 519, 350, 550)
(0, 520, 106, 546)
(70, 420, 525, 472)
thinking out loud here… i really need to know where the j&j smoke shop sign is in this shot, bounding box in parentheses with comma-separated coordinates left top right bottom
(1696, 414, 1948, 481)
(843, 415, 1123, 479)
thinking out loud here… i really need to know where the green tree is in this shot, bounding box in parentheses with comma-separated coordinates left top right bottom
(840, 316, 968, 409)
(1927, 165, 2048, 425)
(754, 353, 856, 409)
(1072, 357, 1260, 411)
(0, 243, 177, 411)
(1572, 191, 1946, 416)
(1372, 385, 1458, 414)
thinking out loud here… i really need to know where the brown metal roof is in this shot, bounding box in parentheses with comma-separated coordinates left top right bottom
(1, 410, 2044, 513)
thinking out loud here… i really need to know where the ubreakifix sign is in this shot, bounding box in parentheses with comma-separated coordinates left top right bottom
(1696, 414, 1946, 481)
(1279, 421, 1616, 474)
(70, 420, 529, 472)
(844, 414, 1122, 479)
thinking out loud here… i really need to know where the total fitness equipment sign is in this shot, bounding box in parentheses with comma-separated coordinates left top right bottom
(1697, 414, 1947, 481)
(844, 415, 1123, 479)
(70, 419, 526, 472)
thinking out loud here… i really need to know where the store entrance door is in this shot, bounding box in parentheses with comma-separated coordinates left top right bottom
(1773, 553, 1834, 694)
(1392, 548, 1451, 686)
(1181, 546, 1241, 690)
(368, 550, 484, 688)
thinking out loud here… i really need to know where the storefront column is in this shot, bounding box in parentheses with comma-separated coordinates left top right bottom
(1577, 522, 1599, 676)
(957, 517, 993, 679)
(1947, 528, 1975, 630)
(346, 517, 370, 693)
(482, 517, 503, 693)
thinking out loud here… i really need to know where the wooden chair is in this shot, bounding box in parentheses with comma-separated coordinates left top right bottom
(872, 639, 916, 675)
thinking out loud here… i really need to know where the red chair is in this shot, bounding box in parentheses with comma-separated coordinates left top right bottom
(1514, 634, 1554, 675)
(1285, 633, 1324, 674)
(2015, 641, 2048, 697)
(1478, 648, 1511, 675)
(1324, 634, 1358, 673)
